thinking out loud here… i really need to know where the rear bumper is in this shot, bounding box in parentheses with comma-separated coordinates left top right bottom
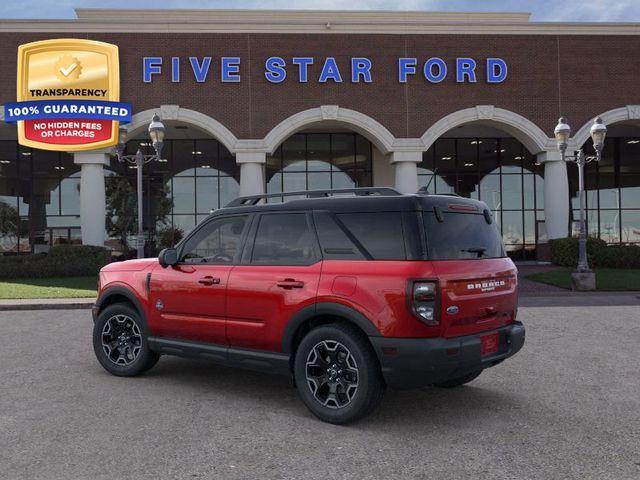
(369, 322, 525, 390)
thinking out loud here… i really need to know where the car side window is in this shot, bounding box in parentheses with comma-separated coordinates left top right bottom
(251, 213, 318, 265)
(336, 212, 406, 260)
(181, 215, 248, 264)
(313, 211, 366, 260)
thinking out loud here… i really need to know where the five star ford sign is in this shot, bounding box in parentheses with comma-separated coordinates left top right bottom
(4, 39, 132, 152)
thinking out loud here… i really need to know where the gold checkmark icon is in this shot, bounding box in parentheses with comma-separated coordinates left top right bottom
(54, 55, 82, 82)
(59, 62, 77, 76)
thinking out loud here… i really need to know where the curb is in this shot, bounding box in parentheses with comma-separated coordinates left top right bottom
(0, 300, 94, 312)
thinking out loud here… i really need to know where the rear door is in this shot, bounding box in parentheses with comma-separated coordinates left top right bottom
(148, 214, 250, 344)
(423, 208, 518, 338)
(226, 212, 322, 351)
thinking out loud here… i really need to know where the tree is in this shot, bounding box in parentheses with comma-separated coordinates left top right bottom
(105, 176, 173, 254)
(156, 226, 184, 250)
(0, 201, 20, 251)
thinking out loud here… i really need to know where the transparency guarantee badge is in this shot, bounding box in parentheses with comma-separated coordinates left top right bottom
(4, 38, 132, 152)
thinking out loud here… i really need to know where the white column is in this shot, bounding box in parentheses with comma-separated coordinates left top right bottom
(74, 151, 109, 246)
(391, 151, 421, 194)
(538, 151, 569, 240)
(237, 152, 266, 196)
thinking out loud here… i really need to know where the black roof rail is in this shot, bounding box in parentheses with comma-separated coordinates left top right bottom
(225, 187, 401, 207)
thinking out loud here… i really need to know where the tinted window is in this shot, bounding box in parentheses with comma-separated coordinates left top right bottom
(181, 215, 247, 264)
(337, 212, 406, 260)
(423, 212, 505, 260)
(252, 213, 318, 265)
(313, 211, 365, 260)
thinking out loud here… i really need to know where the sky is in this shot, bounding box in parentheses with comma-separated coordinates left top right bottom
(0, 0, 639, 22)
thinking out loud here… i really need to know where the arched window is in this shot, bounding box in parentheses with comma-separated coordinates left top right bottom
(266, 133, 372, 199)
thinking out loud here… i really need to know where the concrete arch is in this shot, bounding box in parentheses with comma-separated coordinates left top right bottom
(572, 105, 640, 148)
(127, 105, 239, 154)
(263, 105, 396, 155)
(420, 105, 553, 154)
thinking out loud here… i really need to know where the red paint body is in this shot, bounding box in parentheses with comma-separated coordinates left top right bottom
(99, 256, 517, 350)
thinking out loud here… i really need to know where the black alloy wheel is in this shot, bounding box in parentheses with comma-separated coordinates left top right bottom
(305, 339, 360, 409)
(294, 323, 385, 424)
(93, 303, 159, 377)
(101, 313, 143, 366)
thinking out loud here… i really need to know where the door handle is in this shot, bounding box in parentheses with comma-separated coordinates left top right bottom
(198, 276, 221, 286)
(277, 278, 305, 289)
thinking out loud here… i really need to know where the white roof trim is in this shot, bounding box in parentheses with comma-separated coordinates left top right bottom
(0, 9, 639, 34)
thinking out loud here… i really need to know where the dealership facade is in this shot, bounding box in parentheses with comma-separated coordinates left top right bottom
(0, 9, 639, 258)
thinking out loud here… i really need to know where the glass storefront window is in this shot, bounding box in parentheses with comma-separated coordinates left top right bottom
(500, 138, 523, 173)
(621, 210, 640, 243)
(173, 140, 196, 177)
(421, 136, 543, 259)
(501, 175, 523, 210)
(4, 132, 639, 256)
(282, 135, 306, 172)
(599, 210, 620, 243)
(195, 177, 218, 213)
(307, 134, 331, 171)
(60, 175, 80, 216)
(502, 210, 524, 250)
(0, 141, 18, 177)
(266, 133, 373, 198)
(434, 138, 456, 176)
(569, 137, 640, 245)
(172, 177, 195, 214)
(478, 139, 499, 174)
(621, 175, 640, 208)
(103, 139, 239, 254)
(480, 174, 501, 211)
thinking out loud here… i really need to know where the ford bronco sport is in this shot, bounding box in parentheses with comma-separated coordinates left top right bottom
(92, 188, 525, 424)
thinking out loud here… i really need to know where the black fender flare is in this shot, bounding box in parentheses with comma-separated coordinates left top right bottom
(93, 285, 145, 323)
(281, 302, 380, 354)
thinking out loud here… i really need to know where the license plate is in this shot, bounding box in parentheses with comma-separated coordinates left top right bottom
(480, 332, 499, 356)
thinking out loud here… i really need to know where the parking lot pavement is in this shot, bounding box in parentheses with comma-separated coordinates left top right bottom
(0, 307, 639, 480)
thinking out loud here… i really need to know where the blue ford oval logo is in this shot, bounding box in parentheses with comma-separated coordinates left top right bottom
(446, 306, 459, 315)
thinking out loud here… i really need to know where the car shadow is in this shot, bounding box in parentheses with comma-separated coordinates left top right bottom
(136, 356, 523, 428)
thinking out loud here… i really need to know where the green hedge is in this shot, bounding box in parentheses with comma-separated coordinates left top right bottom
(0, 245, 111, 279)
(550, 237, 640, 268)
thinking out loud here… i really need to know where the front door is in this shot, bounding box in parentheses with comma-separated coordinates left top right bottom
(149, 214, 250, 344)
(226, 212, 322, 352)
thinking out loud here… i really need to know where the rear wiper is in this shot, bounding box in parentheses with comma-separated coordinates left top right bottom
(462, 247, 487, 258)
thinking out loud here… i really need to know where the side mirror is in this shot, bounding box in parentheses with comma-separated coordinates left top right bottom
(158, 248, 178, 268)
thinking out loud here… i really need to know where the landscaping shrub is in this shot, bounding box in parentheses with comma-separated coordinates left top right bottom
(593, 244, 640, 269)
(550, 237, 640, 268)
(0, 245, 111, 279)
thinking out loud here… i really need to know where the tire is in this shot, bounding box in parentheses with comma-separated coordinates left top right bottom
(294, 323, 385, 425)
(93, 303, 159, 377)
(433, 370, 482, 388)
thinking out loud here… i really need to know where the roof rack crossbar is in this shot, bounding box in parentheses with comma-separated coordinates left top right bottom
(225, 187, 401, 207)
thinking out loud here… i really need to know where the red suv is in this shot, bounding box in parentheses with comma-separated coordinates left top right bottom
(92, 188, 524, 424)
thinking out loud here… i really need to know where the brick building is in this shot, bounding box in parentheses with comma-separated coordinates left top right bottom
(0, 9, 639, 258)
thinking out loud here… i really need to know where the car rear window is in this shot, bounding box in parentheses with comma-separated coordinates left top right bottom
(423, 211, 505, 260)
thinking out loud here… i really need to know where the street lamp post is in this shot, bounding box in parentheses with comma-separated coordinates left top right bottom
(113, 114, 166, 259)
(553, 116, 607, 289)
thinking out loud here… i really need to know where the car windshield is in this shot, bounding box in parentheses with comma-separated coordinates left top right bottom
(423, 211, 505, 260)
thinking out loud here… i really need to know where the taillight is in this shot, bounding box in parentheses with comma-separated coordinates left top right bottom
(411, 281, 439, 326)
